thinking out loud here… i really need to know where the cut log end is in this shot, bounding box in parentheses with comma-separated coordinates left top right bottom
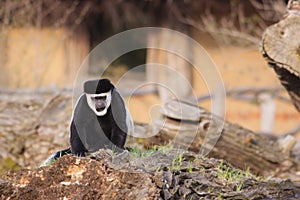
(261, 13, 300, 112)
(262, 15, 300, 76)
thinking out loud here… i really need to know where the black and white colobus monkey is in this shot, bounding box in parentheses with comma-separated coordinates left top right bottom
(40, 79, 132, 166)
(70, 78, 132, 156)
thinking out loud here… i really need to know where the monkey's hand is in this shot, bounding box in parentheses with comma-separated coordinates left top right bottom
(73, 151, 86, 157)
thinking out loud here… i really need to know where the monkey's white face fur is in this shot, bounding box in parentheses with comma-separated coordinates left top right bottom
(86, 91, 112, 116)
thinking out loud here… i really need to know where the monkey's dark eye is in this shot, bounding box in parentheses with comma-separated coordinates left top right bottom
(94, 96, 106, 100)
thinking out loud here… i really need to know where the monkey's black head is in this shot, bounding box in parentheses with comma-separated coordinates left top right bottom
(84, 79, 115, 116)
(84, 79, 114, 94)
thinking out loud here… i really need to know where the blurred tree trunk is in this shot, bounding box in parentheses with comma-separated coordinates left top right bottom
(65, 26, 90, 85)
(0, 31, 9, 87)
(146, 28, 194, 104)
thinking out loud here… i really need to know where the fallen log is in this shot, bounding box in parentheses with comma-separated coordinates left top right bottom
(134, 100, 298, 177)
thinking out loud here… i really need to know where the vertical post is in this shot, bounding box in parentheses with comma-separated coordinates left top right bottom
(258, 93, 276, 134)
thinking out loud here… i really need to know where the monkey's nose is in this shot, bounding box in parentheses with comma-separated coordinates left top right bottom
(96, 104, 106, 111)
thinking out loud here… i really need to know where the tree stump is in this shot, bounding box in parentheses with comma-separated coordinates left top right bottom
(261, 0, 300, 112)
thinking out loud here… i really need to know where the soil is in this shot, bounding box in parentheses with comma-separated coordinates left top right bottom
(1, 149, 300, 200)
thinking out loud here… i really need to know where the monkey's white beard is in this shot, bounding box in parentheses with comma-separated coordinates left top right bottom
(86, 91, 112, 116)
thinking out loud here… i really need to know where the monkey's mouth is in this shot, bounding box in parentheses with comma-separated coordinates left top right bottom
(96, 106, 105, 112)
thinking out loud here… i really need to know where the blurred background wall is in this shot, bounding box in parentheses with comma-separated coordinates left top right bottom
(0, 0, 298, 135)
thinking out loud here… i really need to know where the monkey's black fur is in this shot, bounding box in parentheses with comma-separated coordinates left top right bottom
(84, 79, 113, 94)
(40, 79, 129, 165)
(70, 79, 128, 156)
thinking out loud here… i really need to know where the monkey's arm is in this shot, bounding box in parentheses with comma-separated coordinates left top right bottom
(111, 125, 127, 149)
(110, 90, 128, 149)
(70, 120, 87, 157)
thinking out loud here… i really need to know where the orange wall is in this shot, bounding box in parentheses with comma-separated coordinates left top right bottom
(1, 28, 87, 88)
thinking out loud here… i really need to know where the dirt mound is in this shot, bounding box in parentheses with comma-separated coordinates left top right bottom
(0, 152, 158, 200)
(1, 149, 300, 200)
